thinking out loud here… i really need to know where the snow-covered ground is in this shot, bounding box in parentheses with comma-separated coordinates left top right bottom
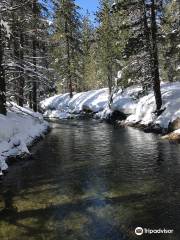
(41, 88, 110, 118)
(40, 86, 142, 119)
(0, 103, 49, 175)
(41, 81, 180, 135)
(126, 82, 180, 129)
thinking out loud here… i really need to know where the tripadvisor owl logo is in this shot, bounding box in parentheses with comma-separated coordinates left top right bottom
(135, 227, 143, 236)
(135, 227, 174, 235)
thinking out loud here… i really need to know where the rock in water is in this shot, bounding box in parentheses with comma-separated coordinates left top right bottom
(168, 117, 180, 132)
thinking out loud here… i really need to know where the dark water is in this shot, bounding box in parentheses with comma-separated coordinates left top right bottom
(1, 120, 180, 240)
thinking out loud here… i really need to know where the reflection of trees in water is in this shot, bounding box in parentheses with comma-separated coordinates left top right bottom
(2, 190, 17, 212)
(0, 190, 132, 240)
(156, 141, 164, 163)
(0, 189, 18, 225)
(0, 186, 179, 239)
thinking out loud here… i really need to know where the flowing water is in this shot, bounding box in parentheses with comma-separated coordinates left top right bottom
(1, 120, 180, 240)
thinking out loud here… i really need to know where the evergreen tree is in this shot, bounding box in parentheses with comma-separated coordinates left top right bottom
(97, 0, 116, 107)
(0, 0, 55, 113)
(0, 23, 7, 115)
(80, 12, 97, 91)
(149, 0, 162, 112)
(0, 1, 12, 115)
(160, 0, 180, 82)
(112, 0, 162, 112)
(52, 0, 82, 97)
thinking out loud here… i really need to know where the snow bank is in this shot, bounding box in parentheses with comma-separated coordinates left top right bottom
(41, 89, 109, 114)
(81, 88, 108, 113)
(0, 103, 48, 174)
(44, 110, 72, 119)
(41, 86, 141, 119)
(126, 82, 180, 128)
(111, 85, 142, 115)
(41, 81, 180, 132)
(41, 89, 109, 118)
(40, 93, 70, 111)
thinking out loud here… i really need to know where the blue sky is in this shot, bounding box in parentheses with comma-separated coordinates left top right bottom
(39, 0, 99, 23)
(75, 0, 99, 22)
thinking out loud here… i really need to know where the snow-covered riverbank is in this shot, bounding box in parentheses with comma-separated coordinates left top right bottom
(40, 85, 142, 118)
(41, 82, 180, 140)
(0, 103, 49, 175)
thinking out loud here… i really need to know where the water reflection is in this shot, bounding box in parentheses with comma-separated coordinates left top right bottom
(0, 120, 180, 240)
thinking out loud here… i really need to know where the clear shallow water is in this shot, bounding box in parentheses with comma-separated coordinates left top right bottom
(0, 120, 180, 240)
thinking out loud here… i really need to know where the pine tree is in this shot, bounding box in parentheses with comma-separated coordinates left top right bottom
(0, 0, 55, 113)
(111, 0, 162, 112)
(160, 0, 180, 82)
(0, 24, 7, 115)
(149, 0, 162, 112)
(97, 0, 116, 107)
(80, 12, 96, 91)
(52, 0, 82, 97)
(10, 1, 25, 106)
(0, 1, 12, 115)
(31, 0, 38, 111)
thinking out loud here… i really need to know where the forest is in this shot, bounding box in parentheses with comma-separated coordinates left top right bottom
(0, 0, 179, 115)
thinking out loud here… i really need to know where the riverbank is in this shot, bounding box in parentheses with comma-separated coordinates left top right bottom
(40, 81, 180, 141)
(0, 103, 49, 176)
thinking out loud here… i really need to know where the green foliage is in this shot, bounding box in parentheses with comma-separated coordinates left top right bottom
(51, 0, 179, 96)
(51, 0, 82, 94)
(160, 0, 180, 82)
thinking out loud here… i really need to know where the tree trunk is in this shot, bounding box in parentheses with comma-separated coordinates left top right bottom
(12, 15, 19, 104)
(32, 37, 37, 112)
(141, 0, 152, 92)
(150, 0, 162, 112)
(17, 30, 25, 107)
(32, 0, 37, 112)
(107, 64, 113, 108)
(29, 90, 33, 109)
(0, 25, 6, 115)
(106, 6, 113, 109)
(65, 20, 73, 98)
(166, 58, 174, 82)
(12, 7, 24, 107)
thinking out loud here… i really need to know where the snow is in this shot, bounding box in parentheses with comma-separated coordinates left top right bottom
(0, 20, 11, 38)
(44, 110, 72, 119)
(41, 81, 180, 131)
(174, 129, 180, 134)
(41, 88, 110, 118)
(117, 71, 122, 79)
(126, 82, 180, 128)
(95, 107, 113, 119)
(111, 85, 142, 115)
(0, 103, 48, 173)
(41, 86, 141, 119)
(81, 89, 108, 113)
(40, 93, 70, 111)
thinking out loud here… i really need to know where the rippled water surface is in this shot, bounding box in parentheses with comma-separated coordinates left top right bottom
(1, 120, 180, 240)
